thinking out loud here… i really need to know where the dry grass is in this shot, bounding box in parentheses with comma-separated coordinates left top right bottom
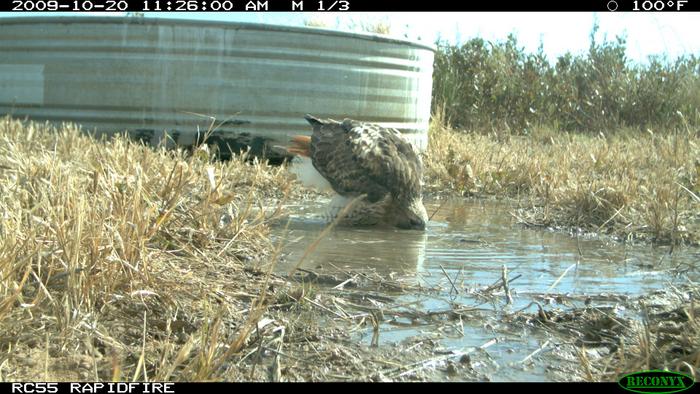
(600, 289, 700, 381)
(1, 114, 698, 382)
(506, 285, 700, 381)
(0, 116, 297, 380)
(0, 117, 474, 382)
(424, 113, 700, 245)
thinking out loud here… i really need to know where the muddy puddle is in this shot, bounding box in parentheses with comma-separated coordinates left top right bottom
(271, 199, 699, 381)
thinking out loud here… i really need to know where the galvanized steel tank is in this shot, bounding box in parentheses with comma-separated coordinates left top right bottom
(0, 16, 434, 158)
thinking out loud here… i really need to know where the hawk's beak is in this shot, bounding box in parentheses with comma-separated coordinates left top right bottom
(397, 218, 426, 231)
(410, 218, 426, 231)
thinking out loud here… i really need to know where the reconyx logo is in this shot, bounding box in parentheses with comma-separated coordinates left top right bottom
(619, 370, 695, 394)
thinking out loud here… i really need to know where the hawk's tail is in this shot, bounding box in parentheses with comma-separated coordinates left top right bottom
(287, 135, 311, 157)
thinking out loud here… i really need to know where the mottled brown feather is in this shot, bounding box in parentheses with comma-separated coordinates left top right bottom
(304, 114, 422, 204)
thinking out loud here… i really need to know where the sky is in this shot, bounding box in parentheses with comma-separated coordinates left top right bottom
(1, 11, 698, 64)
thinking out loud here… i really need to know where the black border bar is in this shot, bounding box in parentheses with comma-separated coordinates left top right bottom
(1, 382, 623, 392)
(3, 0, 699, 12)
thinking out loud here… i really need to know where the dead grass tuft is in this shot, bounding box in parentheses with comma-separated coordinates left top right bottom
(0, 116, 294, 380)
(424, 113, 700, 245)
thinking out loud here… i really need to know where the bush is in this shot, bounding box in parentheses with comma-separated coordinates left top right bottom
(432, 24, 700, 133)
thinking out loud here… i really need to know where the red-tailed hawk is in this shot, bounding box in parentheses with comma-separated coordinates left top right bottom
(288, 114, 428, 230)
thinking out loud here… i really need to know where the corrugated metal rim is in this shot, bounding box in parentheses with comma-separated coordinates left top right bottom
(0, 16, 437, 52)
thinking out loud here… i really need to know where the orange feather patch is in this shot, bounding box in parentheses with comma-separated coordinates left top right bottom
(287, 135, 311, 157)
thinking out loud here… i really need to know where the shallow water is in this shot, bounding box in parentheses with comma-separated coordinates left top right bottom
(273, 198, 699, 381)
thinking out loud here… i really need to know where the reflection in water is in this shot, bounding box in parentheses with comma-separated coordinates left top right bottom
(276, 213, 428, 275)
(431, 199, 700, 296)
(276, 198, 697, 296)
(272, 198, 699, 381)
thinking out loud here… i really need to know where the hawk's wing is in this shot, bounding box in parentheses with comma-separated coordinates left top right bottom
(305, 114, 422, 203)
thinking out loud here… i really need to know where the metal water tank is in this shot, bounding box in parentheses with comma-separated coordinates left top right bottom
(0, 16, 434, 158)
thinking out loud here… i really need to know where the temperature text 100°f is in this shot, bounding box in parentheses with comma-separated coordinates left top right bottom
(633, 0, 687, 10)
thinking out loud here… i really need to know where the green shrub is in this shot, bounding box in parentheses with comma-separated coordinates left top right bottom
(432, 24, 700, 133)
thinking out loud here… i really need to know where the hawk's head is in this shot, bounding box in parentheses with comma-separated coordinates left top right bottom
(393, 196, 428, 231)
